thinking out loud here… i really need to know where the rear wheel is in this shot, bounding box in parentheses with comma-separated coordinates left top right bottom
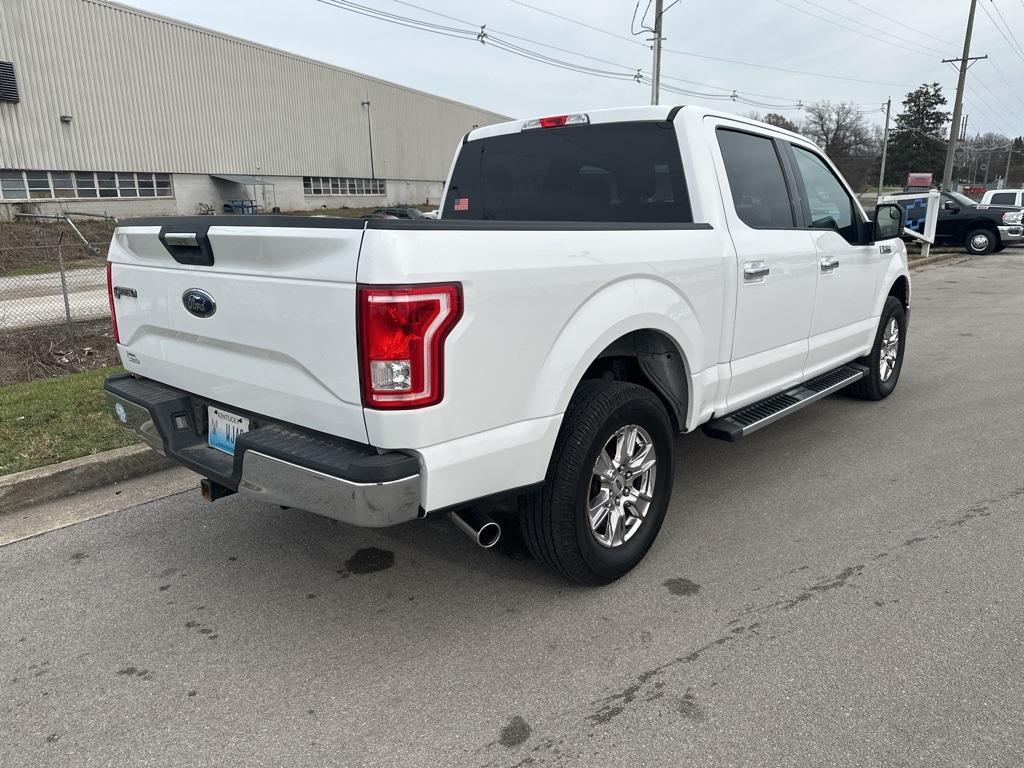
(965, 228, 997, 255)
(519, 381, 674, 584)
(848, 296, 906, 401)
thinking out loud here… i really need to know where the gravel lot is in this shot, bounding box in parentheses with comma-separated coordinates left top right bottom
(2, 253, 1023, 767)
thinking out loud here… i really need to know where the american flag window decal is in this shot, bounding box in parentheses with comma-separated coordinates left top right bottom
(454, 197, 469, 211)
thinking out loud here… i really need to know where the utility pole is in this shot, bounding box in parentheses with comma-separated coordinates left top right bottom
(361, 100, 375, 179)
(941, 0, 986, 191)
(649, 0, 664, 105)
(1004, 139, 1016, 188)
(876, 98, 891, 202)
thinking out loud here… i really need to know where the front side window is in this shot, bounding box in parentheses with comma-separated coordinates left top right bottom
(789, 145, 858, 242)
(989, 191, 1016, 205)
(443, 121, 692, 222)
(716, 129, 794, 229)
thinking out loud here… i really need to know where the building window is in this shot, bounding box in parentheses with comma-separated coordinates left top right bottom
(302, 176, 385, 196)
(26, 172, 51, 199)
(154, 173, 172, 197)
(75, 172, 97, 198)
(51, 172, 75, 198)
(116, 172, 137, 198)
(97, 172, 117, 198)
(0, 170, 174, 200)
(0, 171, 26, 199)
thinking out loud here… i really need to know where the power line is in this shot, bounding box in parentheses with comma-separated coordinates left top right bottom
(985, 59, 1024, 114)
(971, 72, 1024, 125)
(315, 0, 902, 123)
(978, 0, 1024, 65)
(506, 0, 916, 88)
(843, 0, 959, 47)
(785, 0, 954, 57)
(771, 0, 947, 59)
(336, 0, 865, 114)
(989, 0, 1024, 61)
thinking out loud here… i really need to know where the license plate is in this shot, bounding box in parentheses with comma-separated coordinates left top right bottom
(207, 407, 250, 455)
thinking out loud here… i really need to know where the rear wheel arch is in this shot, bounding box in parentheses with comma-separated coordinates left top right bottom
(576, 329, 690, 433)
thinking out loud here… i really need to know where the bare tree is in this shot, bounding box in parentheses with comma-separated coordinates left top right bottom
(762, 113, 801, 133)
(802, 102, 872, 158)
(743, 111, 802, 133)
(802, 101, 878, 190)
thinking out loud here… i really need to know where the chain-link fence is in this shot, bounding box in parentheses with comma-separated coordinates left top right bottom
(0, 220, 122, 385)
(0, 226, 110, 339)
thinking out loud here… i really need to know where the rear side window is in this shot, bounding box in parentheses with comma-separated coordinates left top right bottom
(442, 122, 692, 222)
(989, 191, 1016, 205)
(716, 129, 795, 229)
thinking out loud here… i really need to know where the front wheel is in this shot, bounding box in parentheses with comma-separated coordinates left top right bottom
(965, 228, 997, 255)
(519, 381, 674, 584)
(849, 295, 907, 400)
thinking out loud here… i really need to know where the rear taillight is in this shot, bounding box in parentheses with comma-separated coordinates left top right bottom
(106, 262, 120, 344)
(357, 283, 463, 409)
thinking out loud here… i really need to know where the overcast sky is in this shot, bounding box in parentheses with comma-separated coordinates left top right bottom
(118, 0, 1024, 136)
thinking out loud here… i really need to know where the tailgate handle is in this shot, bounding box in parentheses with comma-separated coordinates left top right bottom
(158, 226, 215, 267)
(164, 232, 199, 248)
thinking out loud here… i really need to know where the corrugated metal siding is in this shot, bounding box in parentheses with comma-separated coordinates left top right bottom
(0, 0, 507, 177)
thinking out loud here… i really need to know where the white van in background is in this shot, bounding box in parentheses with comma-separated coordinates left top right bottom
(981, 189, 1024, 206)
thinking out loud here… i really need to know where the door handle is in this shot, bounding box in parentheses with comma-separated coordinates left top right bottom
(820, 256, 839, 272)
(743, 262, 770, 281)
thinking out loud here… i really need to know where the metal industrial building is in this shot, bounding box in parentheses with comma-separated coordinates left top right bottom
(0, 0, 507, 219)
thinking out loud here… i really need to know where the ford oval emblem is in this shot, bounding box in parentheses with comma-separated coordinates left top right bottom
(182, 288, 216, 318)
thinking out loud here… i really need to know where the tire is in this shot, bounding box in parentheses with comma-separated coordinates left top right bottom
(994, 242, 1007, 253)
(848, 295, 907, 401)
(965, 228, 997, 255)
(518, 380, 674, 585)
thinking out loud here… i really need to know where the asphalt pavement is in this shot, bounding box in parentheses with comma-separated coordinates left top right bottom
(3, 253, 1024, 767)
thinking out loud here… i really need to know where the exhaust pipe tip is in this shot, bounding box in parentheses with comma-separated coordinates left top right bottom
(449, 509, 502, 549)
(476, 520, 502, 549)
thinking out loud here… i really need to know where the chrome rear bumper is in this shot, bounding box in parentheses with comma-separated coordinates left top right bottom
(103, 373, 422, 528)
(237, 451, 420, 528)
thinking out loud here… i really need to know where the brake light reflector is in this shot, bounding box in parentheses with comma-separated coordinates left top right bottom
(522, 113, 590, 130)
(106, 261, 120, 344)
(357, 283, 463, 409)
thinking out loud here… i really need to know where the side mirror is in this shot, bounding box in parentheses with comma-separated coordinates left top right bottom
(944, 199, 960, 212)
(872, 203, 903, 242)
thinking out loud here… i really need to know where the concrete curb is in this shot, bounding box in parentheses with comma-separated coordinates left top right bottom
(0, 444, 174, 514)
(910, 252, 965, 270)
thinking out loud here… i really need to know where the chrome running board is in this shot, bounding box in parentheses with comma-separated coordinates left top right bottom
(702, 363, 868, 442)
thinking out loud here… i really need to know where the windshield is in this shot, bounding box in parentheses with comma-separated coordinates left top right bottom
(944, 191, 976, 207)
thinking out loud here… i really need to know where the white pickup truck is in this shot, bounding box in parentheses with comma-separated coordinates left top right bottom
(104, 106, 910, 584)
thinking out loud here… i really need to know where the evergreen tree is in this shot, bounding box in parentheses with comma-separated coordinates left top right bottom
(885, 83, 950, 186)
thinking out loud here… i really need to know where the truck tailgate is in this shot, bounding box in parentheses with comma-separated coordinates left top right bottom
(108, 220, 368, 443)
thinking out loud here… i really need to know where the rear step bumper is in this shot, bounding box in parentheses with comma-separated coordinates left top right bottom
(702, 363, 869, 442)
(102, 373, 421, 528)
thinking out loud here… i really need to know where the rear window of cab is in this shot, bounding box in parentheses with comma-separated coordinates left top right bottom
(442, 121, 693, 223)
